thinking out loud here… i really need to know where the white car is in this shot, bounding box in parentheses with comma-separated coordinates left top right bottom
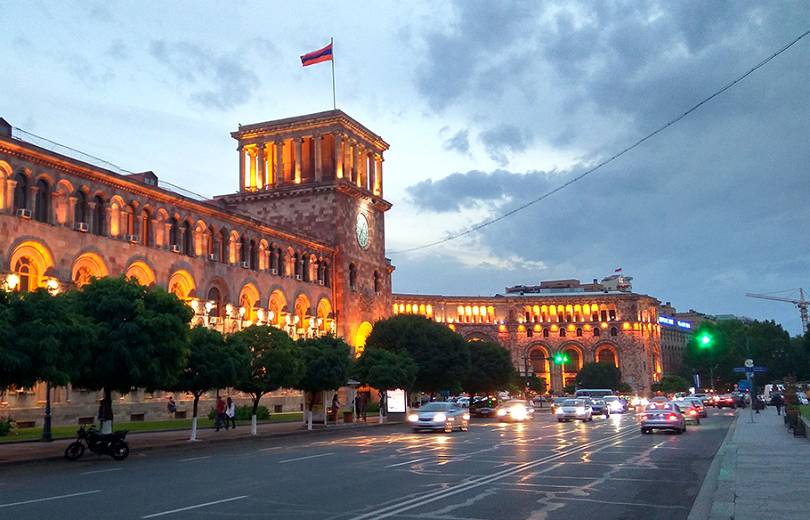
(556, 398, 593, 422)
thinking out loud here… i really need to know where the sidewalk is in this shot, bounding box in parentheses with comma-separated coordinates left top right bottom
(689, 407, 810, 520)
(0, 415, 396, 466)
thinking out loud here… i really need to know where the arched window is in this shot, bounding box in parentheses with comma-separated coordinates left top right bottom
(127, 203, 137, 237)
(239, 235, 248, 265)
(207, 287, 224, 319)
(593, 327, 601, 337)
(182, 221, 192, 256)
(349, 263, 357, 290)
(169, 217, 179, 247)
(13, 171, 27, 212)
(598, 349, 616, 366)
(75, 191, 88, 225)
(576, 328, 583, 337)
(249, 240, 258, 271)
(34, 179, 49, 222)
(559, 328, 566, 337)
(301, 252, 309, 280)
(564, 349, 580, 372)
(92, 195, 105, 236)
(208, 225, 215, 257)
(543, 328, 549, 338)
(610, 326, 618, 337)
(373, 270, 380, 294)
(141, 209, 151, 246)
(609, 309, 617, 321)
(530, 349, 548, 374)
(14, 257, 35, 292)
(218, 229, 227, 262)
(322, 261, 330, 287)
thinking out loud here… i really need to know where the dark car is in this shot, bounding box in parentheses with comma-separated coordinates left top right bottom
(469, 396, 498, 418)
(731, 392, 748, 408)
(715, 395, 736, 409)
(588, 398, 610, 418)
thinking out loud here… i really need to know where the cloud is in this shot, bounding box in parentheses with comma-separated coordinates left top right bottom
(443, 129, 470, 154)
(106, 40, 129, 61)
(479, 124, 531, 165)
(148, 40, 260, 110)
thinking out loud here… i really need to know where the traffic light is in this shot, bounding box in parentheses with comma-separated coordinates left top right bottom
(553, 352, 569, 364)
(697, 330, 713, 349)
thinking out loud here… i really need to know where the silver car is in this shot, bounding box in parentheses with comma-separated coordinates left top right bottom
(556, 398, 593, 422)
(408, 402, 469, 433)
(640, 403, 686, 434)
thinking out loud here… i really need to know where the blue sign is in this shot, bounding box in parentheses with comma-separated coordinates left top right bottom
(677, 320, 692, 329)
(733, 366, 768, 374)
(658, 316, 674, 326)
(738, 379, 751, 391)
(753, 367, 768, 373)
(733, 367, 747, 373)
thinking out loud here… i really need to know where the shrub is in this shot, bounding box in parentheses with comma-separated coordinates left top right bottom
(207, 405, 269, 421)
(0, 417, 14, 436)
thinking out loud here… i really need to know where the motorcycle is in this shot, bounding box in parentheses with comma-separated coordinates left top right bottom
(64, 424, 130, 461)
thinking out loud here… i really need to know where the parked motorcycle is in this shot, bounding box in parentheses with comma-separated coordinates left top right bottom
(64, 425, 130, 461)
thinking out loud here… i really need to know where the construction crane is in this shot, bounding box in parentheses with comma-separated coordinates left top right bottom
(746, 288, 808, 333)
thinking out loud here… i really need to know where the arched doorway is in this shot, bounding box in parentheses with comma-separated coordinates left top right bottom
(71, 253, 109, 288)
(354, 321, 373, 358)
(561, 344, 584, 389)
(527, 345, 551, 391)
(125, 261, 156, 287)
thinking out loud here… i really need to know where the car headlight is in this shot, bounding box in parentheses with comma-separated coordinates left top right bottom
(407, 414, 419, 422)
(609, 402, 622, 411)
(497, 409, 507, 416)
(462, 413, 470, 420)
(433, 413, 447, 422)
(575, 407, 586, 415)
(555, 408, 564, 414)
(511, 408, 527, 420)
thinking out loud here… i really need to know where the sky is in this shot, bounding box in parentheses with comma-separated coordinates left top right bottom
(2, 1, 809, 335)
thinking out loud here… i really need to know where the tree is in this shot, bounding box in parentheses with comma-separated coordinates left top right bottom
(232, 325, 303, 434)
(575, 362, 621, 390)
(364, 315, 470, 394)
(0, 291, 29, 391)
(13, 289, 93, 440)
(298, 336, 352, 430)
(651, 375, 690, 394)
(462, 341, 515, 396)
(353, 348, 417, 421)
(172, 326, 248, 440)
(71, 277, 193, 433)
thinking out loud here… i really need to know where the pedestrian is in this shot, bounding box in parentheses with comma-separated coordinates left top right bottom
(215, 396, 226, 431)
(331, 393, 341, 423)
(225, 397, 236, 430)
(773, 392, 784, 416)
(167, 396, 177, 416)
(359, 392, 368, 422)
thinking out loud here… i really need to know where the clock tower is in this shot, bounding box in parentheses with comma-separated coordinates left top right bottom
(216, 110, 393, 352)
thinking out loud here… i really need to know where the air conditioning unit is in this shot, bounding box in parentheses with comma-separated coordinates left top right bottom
(318, 280, 324, 286)
(270, 268, 277, 275)
(170, 245, 180, 253)
(75, 222, 89, 232)
(295, 274, 302, 281)
(127, 234, 139, 243)
(16, 208, 32, 219)
(208, 253, 217, 261)
(240, 261, 249, 269)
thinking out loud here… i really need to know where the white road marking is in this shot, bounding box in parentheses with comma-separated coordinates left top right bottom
(178, 455, 211, 462)
(0, 489, 101, 509)
(80, 468, 123, 475)
(385, 458, 427, 468)
(555, 496, 689, 510)
(278, 452, 334, 464)
(141, 495, 248, 518)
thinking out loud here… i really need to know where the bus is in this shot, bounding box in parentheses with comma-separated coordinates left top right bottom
(575, 389, 614, 399)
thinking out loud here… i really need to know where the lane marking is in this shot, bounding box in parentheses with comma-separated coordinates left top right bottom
(350, 425, 638, 520)
(385, 458, 427, 468)
(80, 468, 123, 475)
(178, 455, 212, 462)
(555, 496, 689, 510)
(279, 452, 334, 464)
(0, 490, 102, 509)
(142, 495, 248, 518)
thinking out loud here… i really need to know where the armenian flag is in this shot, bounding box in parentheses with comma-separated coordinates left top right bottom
(300, 42, 333, 67)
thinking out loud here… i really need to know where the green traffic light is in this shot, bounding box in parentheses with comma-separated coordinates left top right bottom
(554, 353, 564, 364)
(697, 331, 713, 348)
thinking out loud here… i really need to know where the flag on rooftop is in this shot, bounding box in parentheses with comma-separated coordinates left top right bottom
(301, 42, 333, 67)
(614, 267, 622, 273)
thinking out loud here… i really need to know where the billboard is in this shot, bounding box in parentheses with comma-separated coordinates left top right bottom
(386, 389, 406, 413)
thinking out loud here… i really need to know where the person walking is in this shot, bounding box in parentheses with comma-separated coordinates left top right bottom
(773, 392, 784, 416)
(166, 396, 177, 416)
(331, 393, 340, 423)
(225, 397, 236, 430)
(215, 396, 226, 431)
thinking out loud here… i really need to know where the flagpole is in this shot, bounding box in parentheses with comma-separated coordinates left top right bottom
(330, 37, 336, 109)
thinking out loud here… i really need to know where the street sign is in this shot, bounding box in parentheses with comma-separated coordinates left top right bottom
(753, 366, 768, 373)
(744, 358, 754, 368)
(733, 367, 747, 373)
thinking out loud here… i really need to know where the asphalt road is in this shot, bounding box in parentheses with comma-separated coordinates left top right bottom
(0, 408, 734, 519)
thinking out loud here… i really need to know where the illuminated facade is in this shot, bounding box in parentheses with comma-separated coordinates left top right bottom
(393, 281, 662, 394)
(0, 111, 393, 423)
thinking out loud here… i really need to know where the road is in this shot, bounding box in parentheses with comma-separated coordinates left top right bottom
(0, 408, 734, 519)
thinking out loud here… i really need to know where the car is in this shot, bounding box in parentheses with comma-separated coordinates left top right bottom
(684, 397, 708, 418)
(550, 397, 569, 414)
(408, 402, 469, 433)
(455, 397, 470, 408)
(641, 403, 687, 434)
(603, 395, 627, 413)
(469, 396, 498, 418)
(588, 398, 610, 418)
(673, 400, 701, 424)
(497, 400, 534, 422)
(556, 398, 593, 422)
(731, 392, 748, 408)
(715, 395, 736, 409)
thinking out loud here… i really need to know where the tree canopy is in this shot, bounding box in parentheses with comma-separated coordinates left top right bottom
(462, 341, 515, 395)
(364, 315, 470, 394)
(353, 347, 417, 393)
(297, 336, 352, 406)
(575, 362, 621, 390)
(0, 291, 28, 390)
(651, 374, 691, 394)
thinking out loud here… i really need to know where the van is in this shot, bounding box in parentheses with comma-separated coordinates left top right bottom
(575, 389, 614, 399)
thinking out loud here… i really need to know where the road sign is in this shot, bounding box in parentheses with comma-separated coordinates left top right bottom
(753, 366, 768, 373)
(733, 367, 747, 373)
(744, 358, 754, 368)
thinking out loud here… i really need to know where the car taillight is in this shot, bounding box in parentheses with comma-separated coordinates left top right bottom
(689, 410, 696, 415)
(667, 414, 678, 421)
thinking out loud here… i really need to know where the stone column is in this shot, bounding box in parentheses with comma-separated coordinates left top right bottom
(369, 154, 376, 194)
(87, 200, 97, 233)
(248, 146, 258, 191)
(105, 206, 113, 237)
(375, 155, 383, 197)
(4, 179, 17, 213)
(274, 140, 283, 187)
(334, 133, 343, 179)
(262, 143, 272, 188)
(28, 185, 39, 217)
(294, 138, 302, 184)
(238, 145, 246, 192)
(256, 143, 266, 190)
(120, 209, 130, 238)
(313, 134, 322, 182)
(355, 145, 363, 188)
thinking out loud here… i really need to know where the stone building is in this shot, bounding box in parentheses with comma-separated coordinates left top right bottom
(0, 111, 393, 424)
(658, 302, 713, 375)
(393, 278, 662, 394)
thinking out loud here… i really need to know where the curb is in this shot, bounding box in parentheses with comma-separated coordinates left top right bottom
(687, 411, 738, 520)
(0, 420, 403, 467)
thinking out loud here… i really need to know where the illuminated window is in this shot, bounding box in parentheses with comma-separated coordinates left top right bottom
(14, 171, 28, 212)
(14, 257, 35, 292)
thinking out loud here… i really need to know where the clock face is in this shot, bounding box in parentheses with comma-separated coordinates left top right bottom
(355, 213, 369, 249)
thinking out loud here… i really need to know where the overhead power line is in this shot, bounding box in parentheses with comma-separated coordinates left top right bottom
(388, 27, 810, 255)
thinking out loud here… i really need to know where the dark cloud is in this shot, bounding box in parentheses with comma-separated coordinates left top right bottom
(443, 129, 470, 154)
(479, 124, 531, 165)
(149, 40, 259, 110)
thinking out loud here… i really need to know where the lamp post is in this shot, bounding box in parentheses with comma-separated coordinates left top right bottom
(42, 382, 52, 442)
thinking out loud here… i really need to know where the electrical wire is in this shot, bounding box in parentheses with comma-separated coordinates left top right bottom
(388, 27, 810, 255)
